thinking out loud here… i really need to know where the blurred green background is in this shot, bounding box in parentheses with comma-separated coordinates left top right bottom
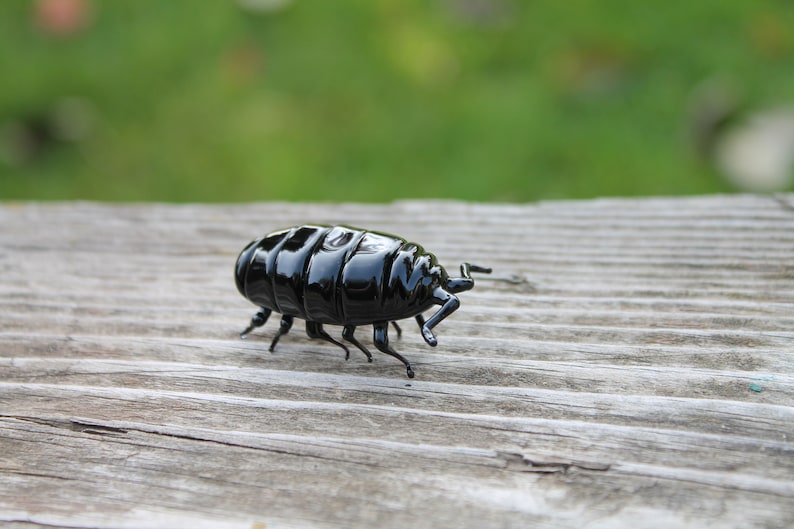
(1, 0, 793, 202)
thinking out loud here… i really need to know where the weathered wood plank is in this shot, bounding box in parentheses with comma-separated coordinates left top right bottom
(1, 195, 793, 529)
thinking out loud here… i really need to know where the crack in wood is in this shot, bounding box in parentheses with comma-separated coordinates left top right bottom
(4, 415, 128, 436)
(773, 194, 794, 214)
(497, 450, 611, 473)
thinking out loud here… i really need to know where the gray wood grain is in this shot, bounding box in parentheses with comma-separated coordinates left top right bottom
(1, 195, 793, 529)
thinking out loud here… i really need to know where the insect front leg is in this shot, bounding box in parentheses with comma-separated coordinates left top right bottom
(373, 322, 414, 378)
(269, 315, 294, 352)
(419, 288, 460, 347)
(240, 308, 272, 339)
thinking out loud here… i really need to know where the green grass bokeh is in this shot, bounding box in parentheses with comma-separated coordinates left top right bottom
(1, 0, 792, 202)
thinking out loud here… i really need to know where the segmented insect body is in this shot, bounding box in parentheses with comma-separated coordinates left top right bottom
(235, 224, 490, 378)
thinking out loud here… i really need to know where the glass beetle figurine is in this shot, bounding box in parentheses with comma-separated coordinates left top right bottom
(235, 224, 491, 378)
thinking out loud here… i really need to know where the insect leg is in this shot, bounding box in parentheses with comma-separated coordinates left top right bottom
(269, 315, 294, 352)
(373, 322, 414, 378)
(305, 321, 350, 360)
(240, 308, 272, 339)
(390, 321, 402, 338)
(342, 325, 373, 362)
(419, 288, 460, 347)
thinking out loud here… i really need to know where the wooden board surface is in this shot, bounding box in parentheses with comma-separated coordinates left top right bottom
(1, 195, 793, 529)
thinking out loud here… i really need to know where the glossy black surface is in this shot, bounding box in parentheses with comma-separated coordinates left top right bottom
(235, 224, 491, 378)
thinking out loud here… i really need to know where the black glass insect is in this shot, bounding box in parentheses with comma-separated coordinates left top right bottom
(235, 224, 491, 378)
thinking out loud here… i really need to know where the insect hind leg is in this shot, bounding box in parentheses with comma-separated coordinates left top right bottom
(373, 322, 414, 378)
(306, 321, 350, 360)
(269, 315, 294, 352)
(342, 325, 373, 362)
(240, 308, 272, 339)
